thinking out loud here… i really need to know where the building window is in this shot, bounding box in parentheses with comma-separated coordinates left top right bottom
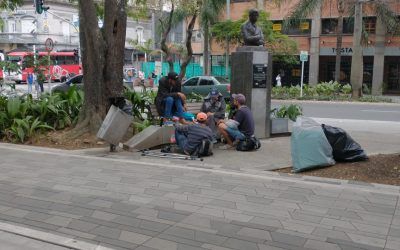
(364, 17, 376, 34)
(322, 18, 354, 35)
(272, 20, 311, 35)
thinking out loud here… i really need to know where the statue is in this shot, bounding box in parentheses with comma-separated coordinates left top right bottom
(241, 9, 264, 46)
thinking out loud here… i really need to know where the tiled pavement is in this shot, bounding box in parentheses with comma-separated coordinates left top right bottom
(0, 144, 399, 250)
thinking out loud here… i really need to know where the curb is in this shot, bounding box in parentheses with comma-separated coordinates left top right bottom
(273, 99, 400, 106)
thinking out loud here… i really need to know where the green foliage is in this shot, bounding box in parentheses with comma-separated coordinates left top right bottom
(271, 104, 303, 122)
(133, 119, 152, 133)
(0, 88, 84, 142)
(186, 92, 204, 103)
(124, 89, 156, 120)
(271, 82, 392, 103)
(211, 10, 298, 64)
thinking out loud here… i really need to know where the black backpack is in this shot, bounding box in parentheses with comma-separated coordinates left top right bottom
(236, 136, 261, 151)
(194, 139, 213, 157)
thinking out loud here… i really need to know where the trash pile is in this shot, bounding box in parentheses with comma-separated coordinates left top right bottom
(291, 117, 368, 173)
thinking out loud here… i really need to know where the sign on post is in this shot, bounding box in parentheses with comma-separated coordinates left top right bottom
(299, 51, 308, 97)
(45, 38, 54, 52)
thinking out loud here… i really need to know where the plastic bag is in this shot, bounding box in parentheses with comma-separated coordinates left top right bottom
(322, 124, 368, 162)
(291, 117, 335, 172)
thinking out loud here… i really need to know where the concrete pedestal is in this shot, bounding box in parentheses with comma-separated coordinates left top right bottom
(231, 46, 272, 138)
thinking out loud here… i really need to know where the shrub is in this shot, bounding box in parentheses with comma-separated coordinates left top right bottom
(341, 84, 352, 95)
(271, 104, 303, 122)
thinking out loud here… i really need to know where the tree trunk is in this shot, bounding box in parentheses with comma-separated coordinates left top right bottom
(334, 1, 344, 83)
(160, 4, 175, 73)
(76, 0, 127, 134)
(179, 14, 197, 80)
(350, 1, 363, 99)
(256, 0, 264, 10)
(203, 24, 210, 75)
(372, 16, 385, 95)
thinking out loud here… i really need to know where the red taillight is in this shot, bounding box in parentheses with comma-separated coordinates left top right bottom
(227, 84, 230, 93)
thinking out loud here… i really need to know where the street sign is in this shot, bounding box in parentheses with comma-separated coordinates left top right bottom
(300, 51, 308, 62)
(45, 38, 54, 52)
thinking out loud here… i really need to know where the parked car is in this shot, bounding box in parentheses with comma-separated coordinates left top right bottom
(181, 76, 230, 98)
(52, 74, 133, 93)
(51, 74, 83, 93)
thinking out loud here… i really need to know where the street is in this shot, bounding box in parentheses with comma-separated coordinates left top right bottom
(272, 100, 400, 122)
(0, 144, 399, 250)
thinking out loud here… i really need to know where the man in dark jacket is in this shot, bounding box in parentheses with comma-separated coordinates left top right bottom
(155, 72, 186, 123)
(201, 89, 226, 140)
(175, 112, 213, 155)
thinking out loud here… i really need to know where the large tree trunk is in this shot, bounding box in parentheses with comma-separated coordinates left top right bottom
(334, 1, 344, 83)
(350, 1, 363, 99)
(76, 0, 127, 134)
(372, 16, 385, 95)
(160, 4, 175, 73)
(179, 14, 197, 79)
(203, 24, 210, 75)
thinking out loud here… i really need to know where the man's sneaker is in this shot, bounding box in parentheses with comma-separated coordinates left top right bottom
(163, 118, 174, 126)
(218, 144, 234, 150)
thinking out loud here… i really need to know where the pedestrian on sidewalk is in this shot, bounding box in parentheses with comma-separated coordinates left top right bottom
(27, 72, 33, 94)
(276, 74, 282, 87)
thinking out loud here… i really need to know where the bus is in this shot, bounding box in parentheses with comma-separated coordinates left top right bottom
(4, 51, 81, 84)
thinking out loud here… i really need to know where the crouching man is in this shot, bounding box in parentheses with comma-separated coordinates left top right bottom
(175, 112, 213, 156)
(218, 93, 255, 150)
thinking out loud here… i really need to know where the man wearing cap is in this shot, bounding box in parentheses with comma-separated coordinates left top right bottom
(175, 112, 213, 155)
(155, 72, 187, 124)
(218, 93, 255, 149)
(201, 88, 226, 141)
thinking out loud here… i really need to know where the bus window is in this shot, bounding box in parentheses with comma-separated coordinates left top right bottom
(64, 56, 75, 65)
(7, 55, 22, 63)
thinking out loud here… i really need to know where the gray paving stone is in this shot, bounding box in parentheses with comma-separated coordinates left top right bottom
(278, 192, 309, 202)
(92, 210, 118, 221)
(118, 224, 159, 237)
(222, 238, 259, 250)
(195, 231, 228, 245)
(140, 219, 171, 232)
(44, 216, 72, 227)
(144, 237, 178, 250)
(304, 239, 341, 250)
(88, 199, 114, 208)
(237, 227, 272, 241)
(12, 196, 53, 209)
(57, 227, 97, 240)
(158, 210, 188, 222)
(85, 180, 108, 188)
(94, 235, 138, 250)
(119, 230, 151, 245)
(270, 231, 307, 247)
(112, 215, 141, 227)
(327, 237, 383, 250)
(158, 233, 204, 247)
(164, 226, 195, 240)
(91, 225, 122, 239)
(135, 246, 158, 250)
(2, 208, 30, 218)
(328, 208, 363, 220)
(23, 211, 52, 221)
(208, 199, 236, 209)
(245, 196, 273, 205)
(67, 218, 99, 232)
(210, 220, 243, 237)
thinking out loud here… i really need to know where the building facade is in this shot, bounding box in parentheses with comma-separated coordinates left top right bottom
(204, 0, 400, 95)
(0, 0, 155, 65)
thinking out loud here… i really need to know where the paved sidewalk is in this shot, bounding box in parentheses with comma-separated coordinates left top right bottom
(0, 144, 399, 250)
(0, 230, 72, 249)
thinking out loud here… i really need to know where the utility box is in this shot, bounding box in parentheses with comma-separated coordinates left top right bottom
(97, 105, 132, 145)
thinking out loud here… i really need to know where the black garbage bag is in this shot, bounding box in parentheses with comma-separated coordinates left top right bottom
(322, 124, 368, 162)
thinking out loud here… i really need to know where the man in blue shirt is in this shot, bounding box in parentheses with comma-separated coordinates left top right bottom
(218, 93, 255, 149)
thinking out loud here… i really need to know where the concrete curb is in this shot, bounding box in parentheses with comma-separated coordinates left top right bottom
(273, 98, 400, 106)
(0, 221, 111, 250)
(1, 143, 399, 196)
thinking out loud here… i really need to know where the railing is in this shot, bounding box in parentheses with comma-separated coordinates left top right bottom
(0, 33, 79, 46)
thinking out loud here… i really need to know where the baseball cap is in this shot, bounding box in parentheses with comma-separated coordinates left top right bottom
(167, 72, 179, 80)
(232, 93, 246, 105)
(210, 88, 220, 97)
(196, 112, 208, 122)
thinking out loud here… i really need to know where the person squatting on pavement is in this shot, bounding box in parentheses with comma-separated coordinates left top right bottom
(200, 88, 226, 142)
(175, 112, 213, 156)
(218, 93, 255, 150)
(155, 72, 188, 124)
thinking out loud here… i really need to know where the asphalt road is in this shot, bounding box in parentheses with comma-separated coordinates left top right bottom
(272, 100, 400, 122)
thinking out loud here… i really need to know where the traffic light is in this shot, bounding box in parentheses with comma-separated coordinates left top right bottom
(34, 0, 50, 14)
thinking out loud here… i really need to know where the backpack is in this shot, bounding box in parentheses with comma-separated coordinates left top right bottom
(194, 139, 214, 157)
(236, 136, 261, 151)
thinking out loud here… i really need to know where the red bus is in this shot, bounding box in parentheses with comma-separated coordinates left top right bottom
(4, 51, 81, 84)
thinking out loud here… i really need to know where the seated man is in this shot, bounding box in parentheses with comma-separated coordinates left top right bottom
(218, 93, 255, 149)
(175, 112, 213, 156)
(155, 72, 187, 124)
(200, 89, 226, 141)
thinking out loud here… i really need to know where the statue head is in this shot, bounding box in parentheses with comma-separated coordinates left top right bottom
(249, 9, 259, 24)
